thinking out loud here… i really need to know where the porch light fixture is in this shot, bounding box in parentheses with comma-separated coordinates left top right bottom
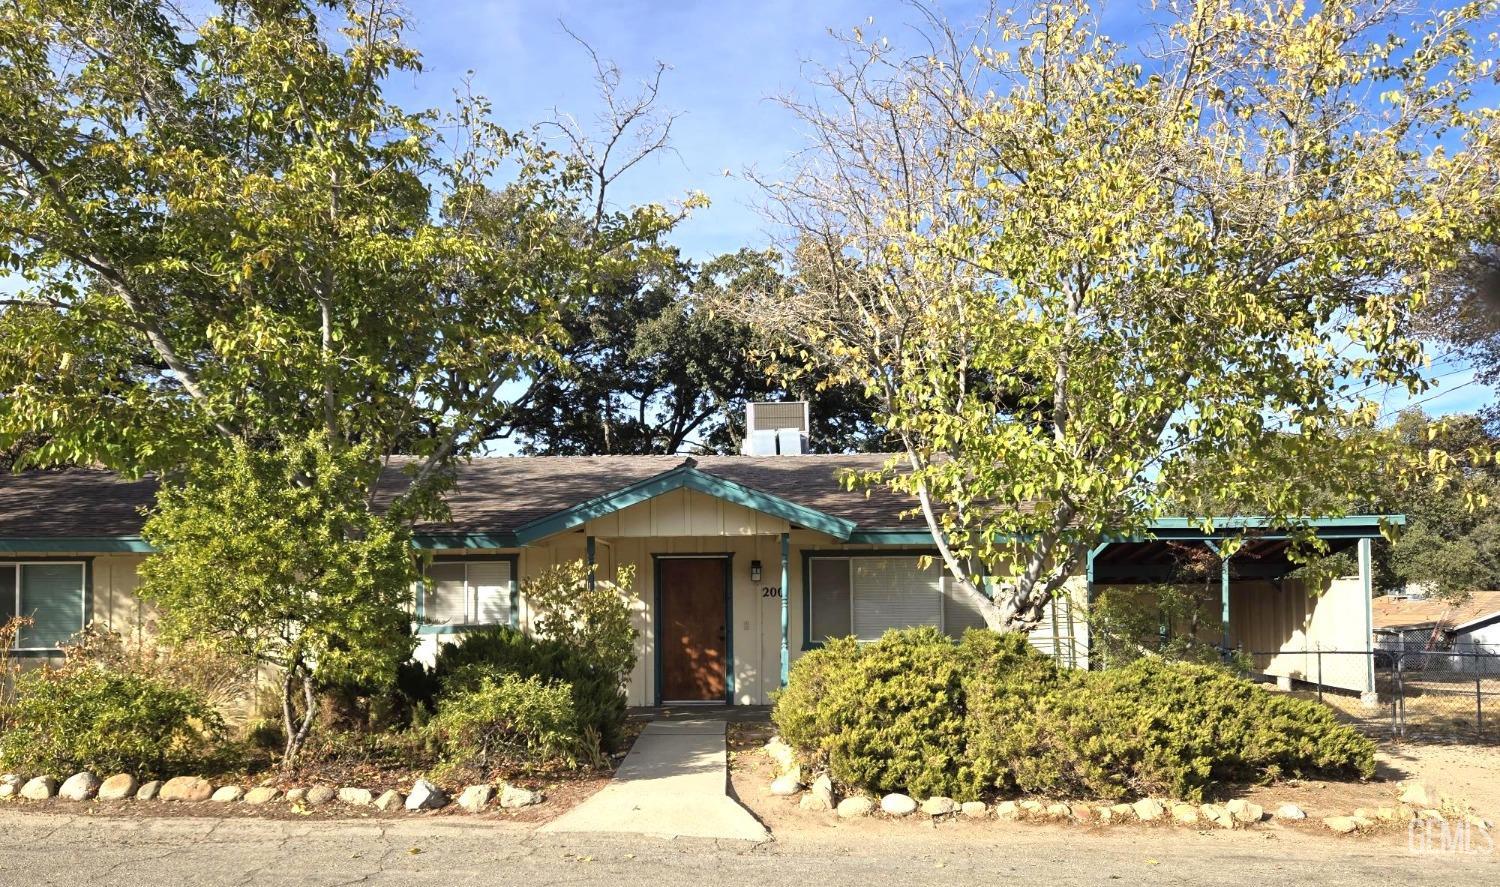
(749, 560, 763, 582)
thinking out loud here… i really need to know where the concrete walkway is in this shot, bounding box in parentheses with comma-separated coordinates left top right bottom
(541, 719, 769, 842)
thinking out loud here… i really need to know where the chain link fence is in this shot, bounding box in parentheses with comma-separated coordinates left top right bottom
(1249, 645, 1500, 743)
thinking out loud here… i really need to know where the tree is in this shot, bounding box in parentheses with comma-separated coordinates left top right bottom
(137, 436, 414, 768)
(501, 248, 889, 455)
(0, 0, 680, 502)
(731, 0, 1500, 631)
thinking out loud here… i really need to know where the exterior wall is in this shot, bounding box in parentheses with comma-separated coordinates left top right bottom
(1231, 576, 1372, 693)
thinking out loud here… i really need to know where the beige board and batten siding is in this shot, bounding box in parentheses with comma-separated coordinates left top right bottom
(1230, 576, 1372, 693)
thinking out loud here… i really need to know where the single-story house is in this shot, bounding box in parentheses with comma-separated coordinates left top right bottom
(0, 404, 1401, 705)
(1373, 590, 1500, 654)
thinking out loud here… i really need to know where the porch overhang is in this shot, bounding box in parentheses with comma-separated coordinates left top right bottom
(510, 462, 857, 545)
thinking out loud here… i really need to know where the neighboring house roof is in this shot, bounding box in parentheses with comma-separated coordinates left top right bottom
(1371, 591, 1500, 633)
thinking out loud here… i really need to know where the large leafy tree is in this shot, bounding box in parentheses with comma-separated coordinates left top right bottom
(0, 0, 677, 492)
(502, 249, 888, 455)
(733, 0, 1500, 631)
(0, 0, 682, 756)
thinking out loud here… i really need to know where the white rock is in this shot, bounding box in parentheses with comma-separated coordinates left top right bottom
(243, 787, 281, 805)
(1200, 804, 1234, 829)
(764, 737, 798, 775)
(880, 793, 917, 817)
(1132, 798, 1165, 822)
(0, 774, 22, 800)
(457, 784, 494, 812)
(1171, 803, 1199, 825)
(809, 773, 835, 809)
(500, 784, 542, 809)
(961, 801, 989, 818)
(1324, 815, 1359, 834)
(769, 774, 802, 796)
(799, 791, 833, 812)
(135, 780, 162, 801)
(1399, 783, 1441, 808)
(284, 787, 308, 804)
(1275, 803, 1307, 820)
(20, 776, 57, 800)
(58, 772, 100, 801)
(375, 790, 404, 812)
(305, 785, 336, 805)
(921, 796, 959, 816)
(337, 787, 373, 806)
(1226, 799, 1264, 823)
(1046, 802, 1073, 820)
(405, 779, 447, 811)
(159, 776, 213, 802)
(994, 800, 1021, 820)
(836, 796, 875, 818)
(97, 774, 138, 801)
(210, 786, 244, 802)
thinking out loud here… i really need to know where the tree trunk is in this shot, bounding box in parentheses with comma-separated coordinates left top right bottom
(280, 665, 319, 771)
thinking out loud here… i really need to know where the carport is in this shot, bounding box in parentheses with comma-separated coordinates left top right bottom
(1085, 516, 1404, 697)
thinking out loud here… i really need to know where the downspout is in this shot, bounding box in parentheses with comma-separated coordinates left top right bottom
(1204, 540, 1231, 651)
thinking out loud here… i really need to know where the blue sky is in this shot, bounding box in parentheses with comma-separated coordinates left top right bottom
(382, 0, 1495, 421)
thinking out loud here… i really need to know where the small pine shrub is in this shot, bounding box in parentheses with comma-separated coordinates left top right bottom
(426, 672, 581, 780)
(773, 628, 982, 800)
(0, 662, 224, 776)
(773, 628, 1376, 803)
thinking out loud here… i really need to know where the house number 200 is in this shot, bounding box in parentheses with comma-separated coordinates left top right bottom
(761, 587, 782, 598)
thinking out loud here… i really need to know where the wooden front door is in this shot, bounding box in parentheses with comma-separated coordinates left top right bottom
(658, 557, 728, 702)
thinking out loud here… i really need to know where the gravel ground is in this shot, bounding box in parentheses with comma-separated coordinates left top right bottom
(0, 808, 1495, 886)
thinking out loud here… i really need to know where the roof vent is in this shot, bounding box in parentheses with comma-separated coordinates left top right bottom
(742, 401, 809, 456)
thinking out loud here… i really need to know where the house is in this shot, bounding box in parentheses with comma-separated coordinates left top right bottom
(1373, 590, 1500, 654)
(0, 403, 1400, 706)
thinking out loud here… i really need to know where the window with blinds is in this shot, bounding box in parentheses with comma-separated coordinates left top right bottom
(421, 560, 513, 627)
(807, 555, 953, 644)
(3, 562, 86, 651)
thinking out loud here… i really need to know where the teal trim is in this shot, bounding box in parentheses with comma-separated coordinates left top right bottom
(1203, 540, 1231, 649)
(512, 465, 856, 544)
(411, 533, 518, 550)
(650, 554, 735, 705)
(846, 530, 940, 545)
(800, 547, 940, 650)
(414, 553, 520, 635)
(779, 532, 790, 688)
(1358, 537, 1375, 695)
(0, 537, 151, 553)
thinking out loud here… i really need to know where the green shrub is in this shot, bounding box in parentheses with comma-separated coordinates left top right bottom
(1015, 659, 1376, 801)
(774, 627, 1376, 802)
(773, 628, 982, 800)
(430, 626, 627, 754)
(0, 663, 224, 776)
(427, 673, 580, 779)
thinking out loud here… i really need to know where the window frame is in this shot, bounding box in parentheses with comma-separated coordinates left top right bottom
(414, 554, 519, 635)
(2, 558, 91, 654)
(802, 549, 947, 649)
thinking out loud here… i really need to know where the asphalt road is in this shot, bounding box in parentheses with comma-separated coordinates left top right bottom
(1, 810, 1497, 886)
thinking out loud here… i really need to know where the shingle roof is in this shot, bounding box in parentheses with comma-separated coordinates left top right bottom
(0, 469, 158, 537)
(1372, 591, 1500, 632)
(0, 454, 921, 540)
(379, 454, 919, 534)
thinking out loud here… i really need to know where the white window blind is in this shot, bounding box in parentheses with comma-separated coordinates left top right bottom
(943, 578, 990, 635)
(808, 558, 853, 642)
(469, 561, 512, 625)
(422, 560, 512, 627)
(850, 557, 944, 641)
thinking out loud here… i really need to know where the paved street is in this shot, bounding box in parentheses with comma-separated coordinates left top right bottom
(1, 810, 1497, 886)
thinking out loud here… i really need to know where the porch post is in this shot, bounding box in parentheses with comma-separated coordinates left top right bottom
(1205, 540, 1230, 650)
(586, 535, 596, 591)
(1359, 536, 1375, 697)
(1086, 543, 1107, 669)
(780, 532, 790, 687)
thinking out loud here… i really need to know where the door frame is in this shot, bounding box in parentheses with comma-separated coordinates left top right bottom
(651, 553, 734, 706)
